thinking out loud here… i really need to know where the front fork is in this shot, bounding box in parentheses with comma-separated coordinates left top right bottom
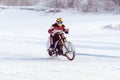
(58, 34, 69, 55)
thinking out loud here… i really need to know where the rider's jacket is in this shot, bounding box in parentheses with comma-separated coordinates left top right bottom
(48, 23, 66, 35)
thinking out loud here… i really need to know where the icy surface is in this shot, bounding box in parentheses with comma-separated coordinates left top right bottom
(0, 8, 120, 80)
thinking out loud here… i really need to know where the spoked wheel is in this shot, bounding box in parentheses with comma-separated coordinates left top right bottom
(63, 41, 75, 61)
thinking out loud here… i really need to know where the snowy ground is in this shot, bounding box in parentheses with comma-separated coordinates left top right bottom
(0, 8, 120, 80)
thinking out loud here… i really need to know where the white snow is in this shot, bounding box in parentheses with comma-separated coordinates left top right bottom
(0, 8, 120, 80)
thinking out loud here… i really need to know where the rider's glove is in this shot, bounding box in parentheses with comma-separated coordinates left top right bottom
(64, 28, 69, 34)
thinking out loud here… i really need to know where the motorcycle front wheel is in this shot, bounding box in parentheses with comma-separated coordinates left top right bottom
(63, 41, 75, 61)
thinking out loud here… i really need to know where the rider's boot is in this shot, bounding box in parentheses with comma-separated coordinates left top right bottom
(48, 44, 54, 56)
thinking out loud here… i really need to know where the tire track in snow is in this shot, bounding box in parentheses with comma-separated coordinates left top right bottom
(1, 36, 120, 51)
(77, 53, 120, 59)
(0, 36, 46, 45)
(73, 40, 120, 51)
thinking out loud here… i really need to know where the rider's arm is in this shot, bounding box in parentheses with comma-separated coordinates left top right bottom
(63, 25, 69, 34)
(48, 26, 54, 35)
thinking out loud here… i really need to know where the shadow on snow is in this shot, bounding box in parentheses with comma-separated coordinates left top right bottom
(0, 53, 120, 61)
(0, 56, 67, 61)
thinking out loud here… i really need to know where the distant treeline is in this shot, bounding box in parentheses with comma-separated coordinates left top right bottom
(0, 0, 120, 13)
(45, 0, 120, 12)
(0, 0, 38, 6)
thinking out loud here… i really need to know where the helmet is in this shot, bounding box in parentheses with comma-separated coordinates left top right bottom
(56, 18, 63, 23)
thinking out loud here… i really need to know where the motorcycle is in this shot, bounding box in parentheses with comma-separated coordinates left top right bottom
(47, 31, 75, 61)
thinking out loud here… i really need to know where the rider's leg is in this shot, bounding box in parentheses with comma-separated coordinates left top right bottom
(49, 35, 54, 50)
(53, 34, 59, 47)
(53, 34, 63, 55)
(49, 34, 59, 50)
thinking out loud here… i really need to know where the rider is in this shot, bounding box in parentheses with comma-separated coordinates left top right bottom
(48, 18, 69, 51)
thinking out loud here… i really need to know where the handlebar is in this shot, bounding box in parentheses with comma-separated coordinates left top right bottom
(56, 31, 64, 34)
